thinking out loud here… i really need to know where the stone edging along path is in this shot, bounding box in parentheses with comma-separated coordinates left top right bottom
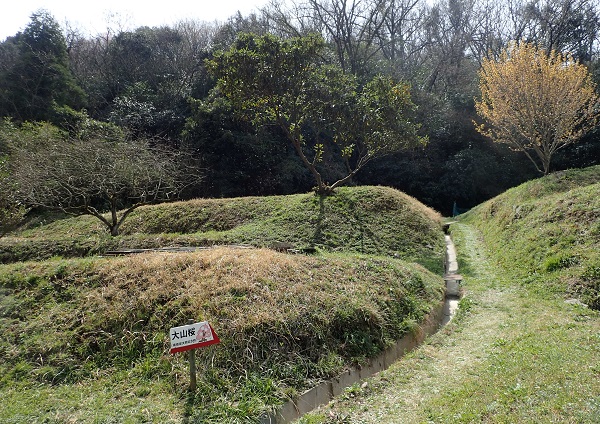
(259, 232, 463, 424)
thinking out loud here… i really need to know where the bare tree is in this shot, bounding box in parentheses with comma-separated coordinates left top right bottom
(11, 134, 199, 236)
(377, 0, 428, 67)
(518, 0, 599, 60)
(262, 0, 321, 38)
(265, 0, 391, 75)
(466, 0, 513, 64)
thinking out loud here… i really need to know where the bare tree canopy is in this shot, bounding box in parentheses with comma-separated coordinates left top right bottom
(8, 122, 199, 235)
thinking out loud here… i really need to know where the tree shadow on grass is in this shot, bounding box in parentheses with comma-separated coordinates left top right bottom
(311, 192, 384, 254)
(312, 195, 326, 247)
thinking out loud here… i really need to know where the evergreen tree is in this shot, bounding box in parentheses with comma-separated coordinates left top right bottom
(0, 10, 85, 122)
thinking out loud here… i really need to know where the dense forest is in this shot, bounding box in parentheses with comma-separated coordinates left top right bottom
(1, 0, 600, 219)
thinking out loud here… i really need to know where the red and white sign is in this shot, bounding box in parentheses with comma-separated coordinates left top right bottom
(169, 321, 220, 354)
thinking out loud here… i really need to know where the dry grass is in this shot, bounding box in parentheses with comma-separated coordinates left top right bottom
(82, 247, 444, 368)
(0, 246, 445, 421)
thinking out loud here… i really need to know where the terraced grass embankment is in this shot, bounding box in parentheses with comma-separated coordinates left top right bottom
(0, 186, 447, 422)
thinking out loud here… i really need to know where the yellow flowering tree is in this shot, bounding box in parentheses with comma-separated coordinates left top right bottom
(475, 42, 600, 175)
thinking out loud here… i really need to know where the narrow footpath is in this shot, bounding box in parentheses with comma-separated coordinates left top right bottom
(299, 224, 600, 424)
(300, 223, 527, 422)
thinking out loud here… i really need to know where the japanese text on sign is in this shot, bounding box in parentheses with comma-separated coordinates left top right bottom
(169, 321, 220, 354)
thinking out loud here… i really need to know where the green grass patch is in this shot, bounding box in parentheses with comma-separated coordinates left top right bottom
(462, 165, 600, 309)
(1, 186, 445, 273)
(420, 223, 600, 423)
(300, 222, 600, 423)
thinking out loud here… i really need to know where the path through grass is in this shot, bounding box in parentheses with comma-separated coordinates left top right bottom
(300, 223, 600, 423)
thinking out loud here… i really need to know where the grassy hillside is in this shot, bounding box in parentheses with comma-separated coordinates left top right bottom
(0, 186, 446, 422)
(297, 166, 600, 423)
(2, 186, 444, 271)
(462, 165, 600, 309)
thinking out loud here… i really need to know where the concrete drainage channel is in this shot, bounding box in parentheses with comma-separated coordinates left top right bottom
(443, 230, 462, 325)
(260, 230, 462, 423)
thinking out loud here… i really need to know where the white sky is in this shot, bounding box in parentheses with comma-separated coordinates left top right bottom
(0, 0, 271, 41)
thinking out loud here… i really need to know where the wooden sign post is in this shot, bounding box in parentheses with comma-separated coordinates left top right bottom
(169, 320, 220, 391)
(187, 319, 197, 391)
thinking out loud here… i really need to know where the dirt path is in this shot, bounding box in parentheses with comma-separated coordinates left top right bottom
(303, 224, 525, 422)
